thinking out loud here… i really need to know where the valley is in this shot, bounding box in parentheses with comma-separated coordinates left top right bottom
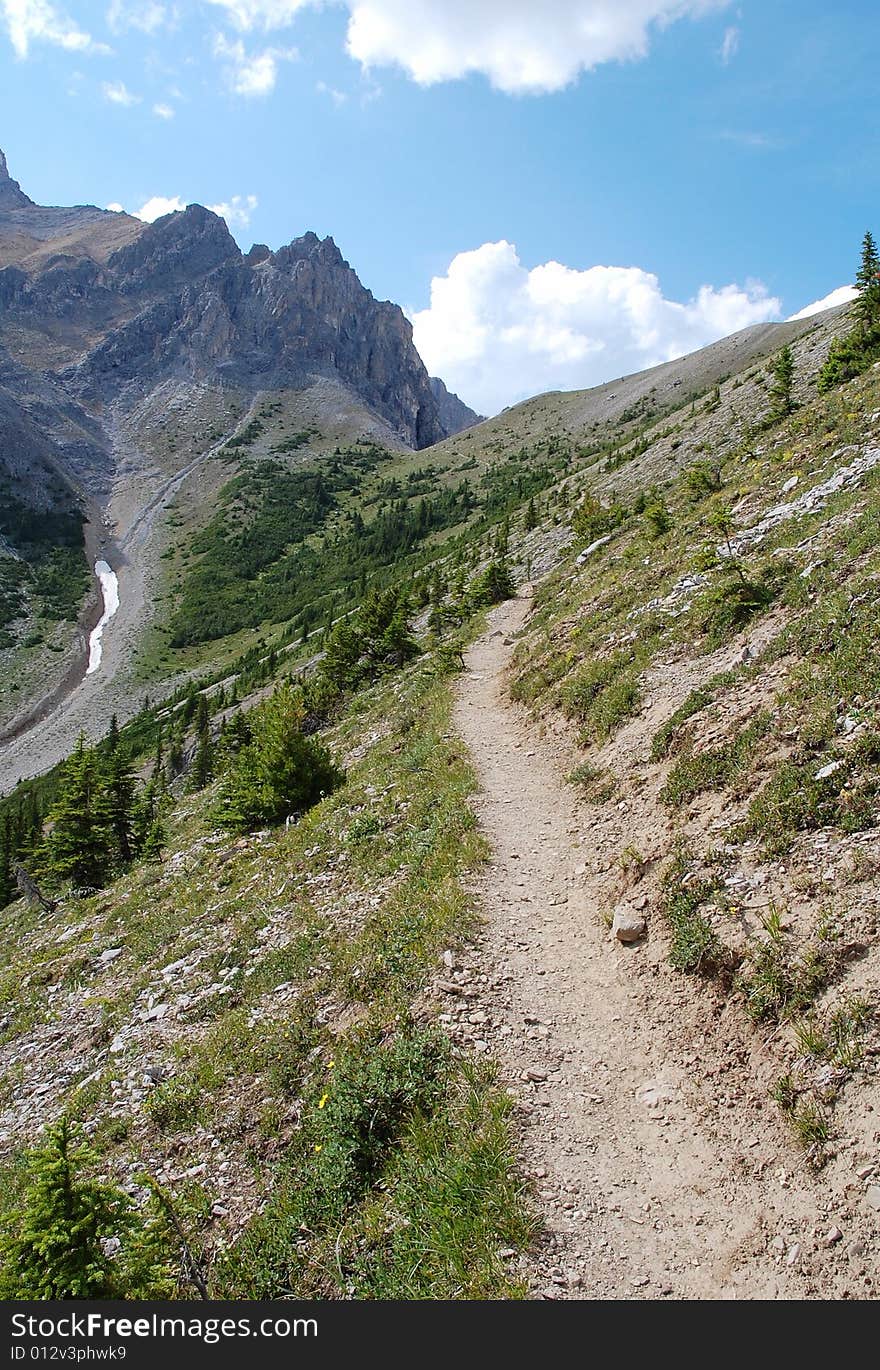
(1, 144, 879, 1302)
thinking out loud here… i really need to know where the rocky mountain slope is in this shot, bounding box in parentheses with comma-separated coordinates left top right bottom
(1, 306, 878, 1297)
(0, 148, 480, 758)
(1, 211, 878, 1296)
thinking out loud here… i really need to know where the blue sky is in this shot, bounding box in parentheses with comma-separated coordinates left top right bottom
(1, 1, 877, 412)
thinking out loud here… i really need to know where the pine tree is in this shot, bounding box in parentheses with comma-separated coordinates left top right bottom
(0, 819, 13, 908)
(214, 684, 343, 832)
(103, 736, 137, 868)
(188, 715, 214, 792)
(152, 727, 164, 785)
(854, 229, 880, 333)
(0, 1119, 135, 1298)
(0, 1120, 175, 1299)
(524, 497, 538, 532)
(44, 737, 115, 890)
(768, 344, 796, 419)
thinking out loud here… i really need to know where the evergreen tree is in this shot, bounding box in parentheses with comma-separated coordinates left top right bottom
(854, 229, 880, 333)
(470, 555, 514, 607)
(0, 1120, 177, 1299)
(44, 737, 115, 890)
(768, 344, 796, 419)
(818, 228, 880, 391)
(104, 746, 137, 867)
(188, 714, 215, 792)
(152, 728, 164, 785)
(0, 819, 13, 908)
(214, 684, 343, 832)
(524, 497, 538, 532)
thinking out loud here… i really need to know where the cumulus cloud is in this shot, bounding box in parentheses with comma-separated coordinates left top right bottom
(105, 1, 170, 34)
(1, 0, 109, 57)
(102, 78, 141, 104)
(203, 0, 309, 27)
(719, 24, 738, 63)
(208, 193, 258, 229)
(152, 100, 174, 117)
(787, 285, 857, 321)
(213, 31, 297, 95)
(203, 1, 728, 94)
(131, 193, 186, 220)
(316, 78, 347, 105)
(344, 0, 729, 93)
(109, 192, 258, 231)
(411, 240, 780, 415)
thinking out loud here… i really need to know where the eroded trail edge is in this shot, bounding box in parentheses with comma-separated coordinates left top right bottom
(452, 595, 817, 1301)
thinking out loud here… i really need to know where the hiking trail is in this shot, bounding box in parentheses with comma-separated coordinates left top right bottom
(451, 593, 821, 1300)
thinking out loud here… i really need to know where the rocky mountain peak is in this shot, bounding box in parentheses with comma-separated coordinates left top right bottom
(0, 148, 34, 210)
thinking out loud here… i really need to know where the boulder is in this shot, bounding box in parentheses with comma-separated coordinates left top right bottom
(612, 904, 646, 943)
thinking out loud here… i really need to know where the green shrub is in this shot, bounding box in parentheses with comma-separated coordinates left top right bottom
(0, 1120, 175, 1299)
(661, 710, 770, 808)
(643, 499, 672, 539)
(571, 493, 625, 543)
(214, 1024, 529, 1299)
(736, 908, 833, 1023)
(683, 461, 723, 503)
(144, 1075, 202, 1131)
(697, 566, 776, 646)
(214, 683, 344, 833)
(469, 557, 514, 607)
(561, 651, 640, 740)
(659, 846, 730, 977)
(817, 328, 880, 392)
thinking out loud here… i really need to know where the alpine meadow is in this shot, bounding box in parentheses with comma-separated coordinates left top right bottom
(1, 0, 879, 1318)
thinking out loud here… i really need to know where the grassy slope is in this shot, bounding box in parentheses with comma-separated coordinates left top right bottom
(507, 352, 880, 1167)
(2, 299, 876, 1296)
(0, 644, 533, 1298)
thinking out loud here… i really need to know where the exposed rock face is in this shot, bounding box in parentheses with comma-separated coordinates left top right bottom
(0, 148, 32, 209)
(430, 376, 483, 435)
(73, 227, 447, 447)
(0, 149, 456, 452)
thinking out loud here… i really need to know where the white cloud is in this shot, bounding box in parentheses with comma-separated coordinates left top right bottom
(719, 24, 738, 63)
(213, 31, 297, 95)
(152, 100, 174, 117)
(106, 1, 169, 34)
(203, 0, 310, 28)
(132, 193, 186, 221)
(208, 193, 258, 229)
(1, 0, 109, 57)
(344, 0, 729, 93)
(106, 201, 125, 212)
(109, 192, 257, 231)
(316, 78, 346, 105)
(102, 78, 141, 104)
(411, 240, 780, 415)
(787, 285, 857, 322)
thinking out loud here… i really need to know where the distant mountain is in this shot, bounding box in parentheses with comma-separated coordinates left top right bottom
(0, 146, 484, 747)
(429, 376, 483, 435)
(0, 151, 454, 450)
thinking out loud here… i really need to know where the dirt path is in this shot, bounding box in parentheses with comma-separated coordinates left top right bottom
(451, 595, 816, 1300)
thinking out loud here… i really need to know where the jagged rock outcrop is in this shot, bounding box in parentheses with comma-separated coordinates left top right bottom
(0, 148, 32, 209)
(72, 226, 447, 446)
(430, 376, 483, 435)
(0, 148, 458, 450)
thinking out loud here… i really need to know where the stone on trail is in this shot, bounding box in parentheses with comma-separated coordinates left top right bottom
(612, 904, 646, 943)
